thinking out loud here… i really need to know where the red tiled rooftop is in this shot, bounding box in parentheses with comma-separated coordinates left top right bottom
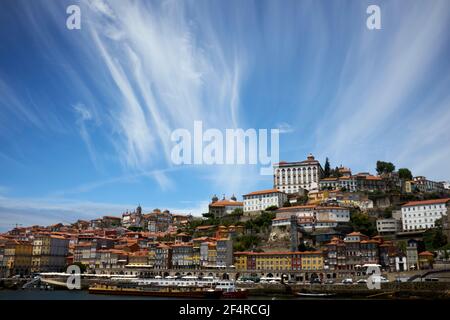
(244, 189, 283, 196)
(402, 198, 450, 207)
(210, 200, 243, 207)
(418, 251, 434, 257)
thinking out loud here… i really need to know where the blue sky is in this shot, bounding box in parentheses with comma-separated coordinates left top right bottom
(0, 0, 449, 231)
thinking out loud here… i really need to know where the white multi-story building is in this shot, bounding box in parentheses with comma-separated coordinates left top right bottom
(413, 176, 445, 193)
(273, 153, 324, 193)
(376, 218, 402, 234)
(319, 176, 358, 192)
(401, 198, 450, 231)
(243, 189, 287, 216)
(272, 205, 350, 229)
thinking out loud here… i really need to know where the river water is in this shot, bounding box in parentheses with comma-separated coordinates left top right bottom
(0, 289, 296, 300)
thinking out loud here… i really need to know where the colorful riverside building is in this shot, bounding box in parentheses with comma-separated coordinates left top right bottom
(154, 244, 172, 269)
(171, 243, 196, 269)
(234, 251, 323, 271)
(31, 234, 70, 273)
(324, 232, 401, 272)
(3, 240, 33, 277)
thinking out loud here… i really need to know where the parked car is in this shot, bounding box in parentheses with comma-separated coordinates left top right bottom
(342, 278, 353, 284)
(269, 280, 279, 284)
(310, 278, 321, 284)
(356, 279, 367, 284)
(325, 279, 335, 284)
(378, 276, 389, 283)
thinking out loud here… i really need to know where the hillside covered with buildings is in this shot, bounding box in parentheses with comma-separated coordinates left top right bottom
(1, 154, 450, 281)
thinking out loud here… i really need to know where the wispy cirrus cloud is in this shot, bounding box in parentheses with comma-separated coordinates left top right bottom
(312, 1, 450, 179)
(276, 122, 295, 134)
(73, 103, 102, 171)
(49, 166, 180, 197)
(0, 194, 207, 232)
(82, 0, 246, 173)
(0, 195, 133, 232)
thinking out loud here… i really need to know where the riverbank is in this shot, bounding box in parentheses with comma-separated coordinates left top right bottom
(240, 282, 450, 299)
(2, 277, 450, 300)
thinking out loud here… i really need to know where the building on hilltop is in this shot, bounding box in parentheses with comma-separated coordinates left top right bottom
(144, 209, 172, 233)
(121, 205, 143, 229)
(208, 195, 243, 218)
(273, 153, 324, 193)
(243, 189, 287, 217)
(412, 176, 445, 193)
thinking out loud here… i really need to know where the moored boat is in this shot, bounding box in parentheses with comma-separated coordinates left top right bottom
(89, 284, 222, 299)
(215, 281, 248, 299)
(295, 292, 335, 297)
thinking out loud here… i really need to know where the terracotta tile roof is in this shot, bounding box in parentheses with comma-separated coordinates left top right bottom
(103, 216, 121, 220)
(316, 206, 347, 210)
(277, 205, 315, 211)
(234, 251, 322, 256)
(50, 235, 66, 240)
(130, 250, 148, 256)
(364, 175, 382, 181)
(196, 225, 215, 230)
(360, 240, 379, 244)
(244, 189, 283, 196)
(402, 198, 450, 207)
(193, 237, 210, 241)
(76, 242, 92, 247)
(210, 200, 243, 207)
(418, 251, 434, 256)
(176, 233, 189, 237)
(171, 242, 193, 247)
(347, 232, 366, 237)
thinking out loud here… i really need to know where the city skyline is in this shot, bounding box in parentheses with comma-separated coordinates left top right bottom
(1, 0, 450, 231)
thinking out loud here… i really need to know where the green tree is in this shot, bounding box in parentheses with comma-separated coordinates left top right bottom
(127, 226, 143, 232)
(282, 201, 292, 207)
(233, 234, 260, 252)
(298, 242, 315, 252)
(265, 205, 278, 211)
(398, 168, 413, 180)
(296, 195, 309, 205)
(350, 211, 377, 237)
(202, 212, 215, 219)
(423, 218, 448, 250)
(397, 241, 407, 254)
(324, 157, 331, 178)
(376, 161, 395, 175)
(330, 166, 343, 178)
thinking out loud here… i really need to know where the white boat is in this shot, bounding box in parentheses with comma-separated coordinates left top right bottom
(127, 275, 230, 289)
(295, 292, 335, 297)
(215, 281, 248, 299)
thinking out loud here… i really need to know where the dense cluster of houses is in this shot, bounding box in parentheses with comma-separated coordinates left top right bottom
(1, 154, 449, 278)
